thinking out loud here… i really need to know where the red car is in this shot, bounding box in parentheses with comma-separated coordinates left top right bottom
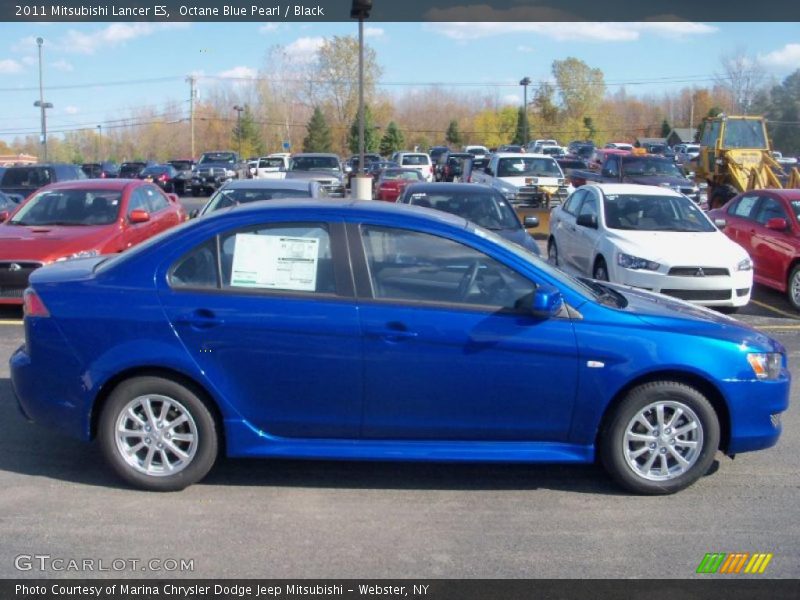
(373, 168, 424, 202)
(0, 179, 186, 304)
(708, 189, 800, 309)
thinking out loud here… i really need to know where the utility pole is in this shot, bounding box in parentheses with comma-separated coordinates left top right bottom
(351, 0, 372, 199)
(187, 75, 196, 159)
(233, 105, 244, 157)
(34, 37, 53, 162)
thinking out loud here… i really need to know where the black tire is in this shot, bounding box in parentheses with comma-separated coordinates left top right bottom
(547, 238, 559, 266)
(787, 264, 800, 311)
(98, 376, 219, 491)
(593, 256, 609, 281)
(599, 381, 720, 495)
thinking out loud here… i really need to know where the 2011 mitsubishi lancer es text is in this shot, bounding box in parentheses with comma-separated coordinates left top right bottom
(9, 200, 790, 493)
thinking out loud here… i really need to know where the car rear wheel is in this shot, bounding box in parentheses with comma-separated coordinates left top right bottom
(788, 264, 800, 311)
(593, 256, 609, 281)
(98, 376, 219, 491)
(547, 239, 559, 266)
(599, 381, 720, 494)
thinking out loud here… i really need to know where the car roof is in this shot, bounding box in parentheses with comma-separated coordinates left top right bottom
(494, 152, 555, 159)
(292, 153, 340, 158)
(221, 179, 314, 190)
(588, 183, 684, 197)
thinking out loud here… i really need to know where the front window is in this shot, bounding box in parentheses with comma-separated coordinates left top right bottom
(603, 193, 715, 232)
(496, 157, 562, 178)
(199, 153, 236, 165)
(9, 189, 122, 226)
(406, 190, 520, 230)
(721, 118, 767, 149)
(622, 157, 684, 177)
(289, 156, 340, 171)
(258, 158, 284, 169)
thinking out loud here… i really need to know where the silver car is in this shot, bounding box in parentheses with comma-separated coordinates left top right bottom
(196, 179, 324, 217)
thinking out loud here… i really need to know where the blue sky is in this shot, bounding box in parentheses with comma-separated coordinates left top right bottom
(0, 21, 798, 143)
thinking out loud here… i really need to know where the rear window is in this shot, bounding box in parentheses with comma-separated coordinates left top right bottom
(0, 167, 52, 187)
(401, 155, 430, 166)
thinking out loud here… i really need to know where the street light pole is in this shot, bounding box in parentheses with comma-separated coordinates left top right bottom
(351, 0, 372, 200)
(519, 77, 531, 148)
(232, 105, 244, 157)
(34, 37, 53, 162)
(96, 124, 101, 161)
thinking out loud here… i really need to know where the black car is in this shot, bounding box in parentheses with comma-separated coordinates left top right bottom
(167, 159, 195, 195)
(0, 164, 86, 202)
(81, 161, 119, 179)
(346, 153, 382, 188)
(556, 157, 589, 177)
(0, 190, 20, 217)
(118, 161, 148, 179)
(428, 146, 450, 167)
(138, 164, 180, 193)
(191, 151, 250, 196)
(461, 157, 490, 183)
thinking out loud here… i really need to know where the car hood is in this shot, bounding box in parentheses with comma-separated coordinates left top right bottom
(607, 230, 748, 268)
(0, 223, 119, 262)
(604, 282, 783, 352)
(624, 175, 694, 187)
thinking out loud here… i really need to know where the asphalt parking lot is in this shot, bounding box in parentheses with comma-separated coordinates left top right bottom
(0, 194, 798, 579)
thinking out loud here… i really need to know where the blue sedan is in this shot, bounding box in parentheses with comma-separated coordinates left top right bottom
(10, 199, 790, 493)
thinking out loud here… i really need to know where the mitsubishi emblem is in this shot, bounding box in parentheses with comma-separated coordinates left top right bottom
(696, 268, 705, 277)
(9, 263, 21, 272)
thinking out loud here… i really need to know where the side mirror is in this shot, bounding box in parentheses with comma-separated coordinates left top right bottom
(576, 213, 598, 229)
(189, 209, 200, 219)
(521, 284, 564, 319)
(129, 209, 151, 224)
(0, 211, 9, 223)
(167, 193, 179, 203)
(713, 218, 727, 229)
(484, 167, 493, 175)
(523, 216, 540, 228)
(766, 217, 788, 231)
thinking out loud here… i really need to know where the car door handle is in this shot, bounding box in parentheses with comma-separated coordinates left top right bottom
(174, 309, 224, 329)
(364, 322, 418, 342)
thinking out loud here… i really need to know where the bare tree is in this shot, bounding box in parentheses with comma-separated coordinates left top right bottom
(715, 48, 766, 114)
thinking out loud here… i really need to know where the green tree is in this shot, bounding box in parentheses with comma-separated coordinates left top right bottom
(583, 117, 597, 140)
(303, 107, 333, 152)
(511, 108, 527, 145)
(551, 57, 605, 121)
(445, 120, 462, 146)
(764, 70, 800, 154)
(379, 121, 404, 156)
(347, 104, 380, 155)
(232, 105, 265, 157)
(660, 119, 671, 137)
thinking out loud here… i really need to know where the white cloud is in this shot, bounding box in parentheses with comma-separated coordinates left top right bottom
(516, 45, 534, 53)
(760, 43, 800, 68)
(21, 56, 35, 66)
(364, 27, 385, 38)
(424, 19, 717, 42)
(285, 36, 325, 63)
(0, 59, 23, 74)
(36, 23, 190, 55)
(50, 59, 73, 72)
(502, 94, 522, 105)
(259, 23, 280, 33)
(63, 106, 79, 115)
(217, 66, 257, 80)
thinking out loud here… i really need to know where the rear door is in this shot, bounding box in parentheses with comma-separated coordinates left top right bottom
(750, 195, 794, 288)
(571, 191, 601, 274)
(553, 189, 586, 270)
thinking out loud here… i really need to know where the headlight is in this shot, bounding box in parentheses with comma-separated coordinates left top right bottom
(617, 253, 660, 271)
(225, 169, 236, 177)
(54, 249, 100, 262)
(747, 353, 783, 380)
(736, 257, 753, 272)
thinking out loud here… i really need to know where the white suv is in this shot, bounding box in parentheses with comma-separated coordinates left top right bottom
(392, 152, 434, 182)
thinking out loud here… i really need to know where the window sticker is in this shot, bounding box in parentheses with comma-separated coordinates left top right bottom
(230, 233, 319, 291)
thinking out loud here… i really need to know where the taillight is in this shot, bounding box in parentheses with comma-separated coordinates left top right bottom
(100, 172, 107, 178)
(23, 289, 50, 318)
(159, 174, 168, 181)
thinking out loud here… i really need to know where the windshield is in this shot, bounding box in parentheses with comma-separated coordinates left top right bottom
(9, 189, 122, 226)
(497, 157, 562, 178)
(382, 170, 423, 181)
(407, 190, 520, 230)
(622, 157, 684, 177)
(202, 187, 312, 214)
(0, 167, 52, 188)
(199, 153, 236, 165)
(603, 193, 715, 232)
(721, 118, 768, 149)
(289, 156, 340, 171)
(259, 158, 285, 169)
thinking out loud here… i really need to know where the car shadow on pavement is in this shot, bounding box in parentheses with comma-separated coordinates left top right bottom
(0, 377, 659, 496)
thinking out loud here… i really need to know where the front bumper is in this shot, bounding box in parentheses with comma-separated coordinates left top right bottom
(613, 266, 752, 307)
(721, 375, 790, 454)
(509, 186, 570, 208)
(0, 261, 43, 304)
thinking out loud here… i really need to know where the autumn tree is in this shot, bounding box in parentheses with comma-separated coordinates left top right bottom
(303, 107, 333, 152)
(379, 121, 404, 156)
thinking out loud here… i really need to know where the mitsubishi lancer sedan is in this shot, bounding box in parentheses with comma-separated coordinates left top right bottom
(10, 200, 789, 493)
(548, 184, 753, 310)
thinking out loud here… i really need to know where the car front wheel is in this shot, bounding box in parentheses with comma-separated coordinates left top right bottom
(98, 376, 219, 491)
(599, 381, 720, 494)
(788, 264, 800, 311)
(593, 256, 609, 281)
